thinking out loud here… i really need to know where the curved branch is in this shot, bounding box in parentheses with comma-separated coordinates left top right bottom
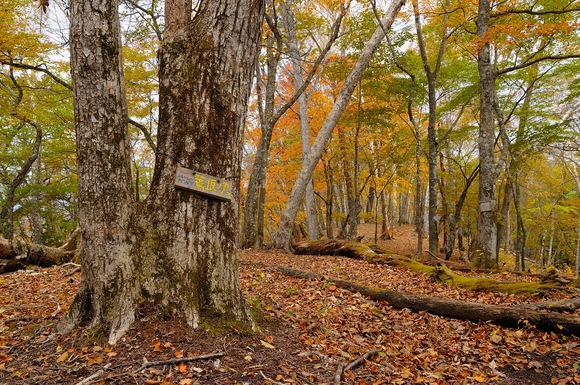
(2, 60, 156, 151)
(0, 66, 43, 239)
(498, 54, 580, 76)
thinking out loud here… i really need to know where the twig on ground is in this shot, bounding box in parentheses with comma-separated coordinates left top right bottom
(259, 370, 288, 385)
(425, 250, 443, 260)
(1, 316, 38, 323)
(74, 363, 111, 385)
(345, 349, 380, 371)
(334, 362, 347, 385)
(335, 349, 381, 384)
(74, 370, 103, 385)
(135, 351, 226, 372)
(61, 262, 81, 268)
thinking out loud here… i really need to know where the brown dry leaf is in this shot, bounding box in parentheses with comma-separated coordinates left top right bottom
(86, 354, 104, 366)
(174, 349, 184, 358)
(178, 363, 187, 373)
(92, 346, 103, 352)
(556, 358, 568, 367)
(179, 379, 192, 385)
(151, 339, 163, 352)
(473, 374, 486, 382)
(264, 335, 274, 343)
(0, 353, 12, 364)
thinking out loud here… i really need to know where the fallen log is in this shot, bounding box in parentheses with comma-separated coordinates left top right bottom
(0, 230, 79, 273)
(294, 239, 568, 295)
(273, 266, 580, 336)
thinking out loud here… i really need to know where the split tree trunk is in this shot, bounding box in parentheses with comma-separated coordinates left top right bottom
(58, 0, 264, 344)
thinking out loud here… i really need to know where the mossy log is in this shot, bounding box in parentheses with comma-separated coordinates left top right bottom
(0, 236, 77, 273)
(274, 266, 580, 336)
(294, 239, 390, 259)
(293, 239, 568, 295)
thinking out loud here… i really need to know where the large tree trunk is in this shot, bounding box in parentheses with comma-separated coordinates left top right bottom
(273, 0, 406, 250)
(58, 0, 265, 344)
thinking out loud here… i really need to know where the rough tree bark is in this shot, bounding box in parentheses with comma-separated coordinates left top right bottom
(474, 0, 503, 268)
(57, 0, 265, 344)
(273, 0, 406, 250)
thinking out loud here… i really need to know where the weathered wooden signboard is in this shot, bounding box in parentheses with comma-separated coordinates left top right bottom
(479, 200, 495, 212)
(174, 166, 232, 201)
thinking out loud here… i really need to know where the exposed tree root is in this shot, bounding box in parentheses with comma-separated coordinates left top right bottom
(135, 351, 226, 372)
(335, 349, 380, 385)
(272, 265, 580, 336)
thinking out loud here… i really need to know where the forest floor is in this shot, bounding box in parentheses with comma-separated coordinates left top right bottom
(1, 224, 580, 385)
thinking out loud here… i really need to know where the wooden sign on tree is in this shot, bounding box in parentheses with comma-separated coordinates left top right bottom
(174, 166, 232, 201)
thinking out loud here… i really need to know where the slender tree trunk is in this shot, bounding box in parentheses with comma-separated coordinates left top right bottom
(366, 186, 376, 223)
(576, 224, 580, 279)
(281, 0, 321, 240)
(380, 192, 388, 236)
(243, 32, 279, 248)
(399, 191, 410, 224)
(512, 173, 526, 271)
(414, 127, 423, 258)
(411, 0, 451, 258)
(548, 206, 555, 266)
(273, 0, 406, 249)
(474, 0, 499, 268)
(58, 0, 264, 344)
(323, 156, 334, 239)
(350, 82, 362, 239)
(337, 125, 356, 239)
(444, 166, 479, 260)
(31, 158, 44, 244)
(496, 176, 512, 259)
